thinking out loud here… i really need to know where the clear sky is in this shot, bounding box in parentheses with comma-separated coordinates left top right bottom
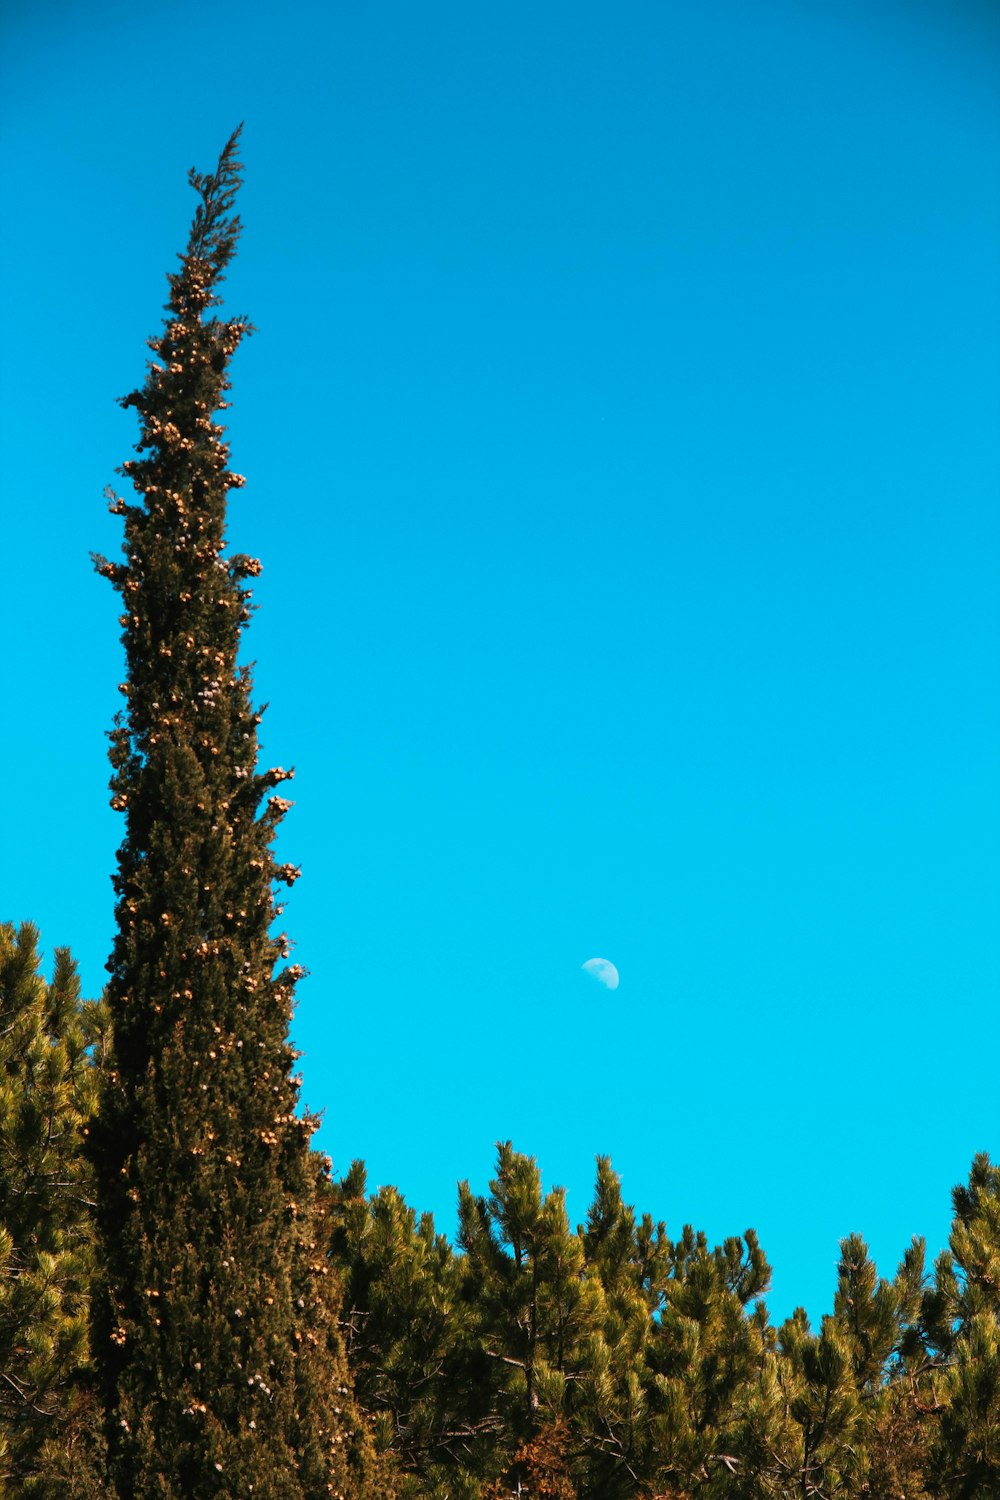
(2, 0, 998, 1326)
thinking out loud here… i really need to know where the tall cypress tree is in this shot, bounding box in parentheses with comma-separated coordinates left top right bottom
(91, 129, 363, 1498)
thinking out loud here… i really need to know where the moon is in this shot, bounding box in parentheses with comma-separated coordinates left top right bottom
(582, 957, 619, 991)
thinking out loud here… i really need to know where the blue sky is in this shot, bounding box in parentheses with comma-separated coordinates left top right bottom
(2, 0, 998, 1325)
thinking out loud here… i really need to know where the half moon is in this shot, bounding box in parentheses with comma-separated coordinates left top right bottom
(581, 957, 619, 991)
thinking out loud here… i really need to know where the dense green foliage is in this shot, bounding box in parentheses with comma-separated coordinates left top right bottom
(0, 923, 107, 1497)
(331, 1145, 1000, 1499)
(88, 129, 368, 1498)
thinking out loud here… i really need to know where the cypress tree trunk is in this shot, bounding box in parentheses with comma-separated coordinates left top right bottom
(90, 129, 362, 1499)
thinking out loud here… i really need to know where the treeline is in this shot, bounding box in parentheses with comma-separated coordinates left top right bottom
(2, 131, 997, 1497)
(2, 920, 998, 1497)
(329, 1151, 1000, 1498)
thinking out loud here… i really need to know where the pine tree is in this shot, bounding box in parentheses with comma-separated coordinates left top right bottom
(774, 1308, 860, 1497)
(642, 1219, 775, 1497)
(828, 1231, 935, 1498)
(457, 1143, 558, 1459)
(0, 922, 108, 1497)
(578, 1158, 669, 1496)
(90, 129, 364, 1499)
(457, 1145, 623, 1497)
(925, 1154, 1000, 1498)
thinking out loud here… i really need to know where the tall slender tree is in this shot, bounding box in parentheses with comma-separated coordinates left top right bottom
(90, 129, 364, 1498)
